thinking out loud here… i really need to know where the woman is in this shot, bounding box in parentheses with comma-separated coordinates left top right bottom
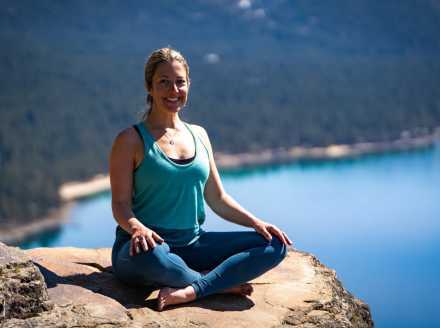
(110, 47, 292, 311)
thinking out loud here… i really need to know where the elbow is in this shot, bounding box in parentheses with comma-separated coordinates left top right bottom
(206, 191, 228, 211)
(218, 191, 229, 204)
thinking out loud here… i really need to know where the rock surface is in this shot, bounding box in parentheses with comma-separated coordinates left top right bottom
(0, 242, 53, 323)
(0, 242, 373, 327)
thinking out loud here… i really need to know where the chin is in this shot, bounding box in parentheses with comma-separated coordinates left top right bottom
(165, 106, 182, 113)
(164, 103, 184, 113)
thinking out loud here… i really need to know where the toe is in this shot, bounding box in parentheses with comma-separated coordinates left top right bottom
(242, 284, 254, 295)
(157, 288, 170, 311)
(157, 296, 166, 311)
(157, 299, 164, 311)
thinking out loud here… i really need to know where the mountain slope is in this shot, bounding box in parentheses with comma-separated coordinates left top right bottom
(1, 0, 439, 224)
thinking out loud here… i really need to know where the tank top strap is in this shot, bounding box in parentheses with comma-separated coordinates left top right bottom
(183, 123, 211, 161)
(134, 122, 154, 151)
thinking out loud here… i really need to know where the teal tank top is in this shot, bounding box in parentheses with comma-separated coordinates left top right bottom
(116, 122, 210, 247)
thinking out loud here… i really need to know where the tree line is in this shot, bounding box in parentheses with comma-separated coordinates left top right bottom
(1, 0, 439, 227)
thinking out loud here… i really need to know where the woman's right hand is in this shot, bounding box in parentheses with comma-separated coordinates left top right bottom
(129, 222, 164, 256)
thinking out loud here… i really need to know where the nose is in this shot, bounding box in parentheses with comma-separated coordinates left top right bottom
(171, 82, 179, 93)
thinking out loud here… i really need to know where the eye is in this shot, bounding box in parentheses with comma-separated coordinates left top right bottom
(176, 79, 186, 87)
(159, 79, 170, 85)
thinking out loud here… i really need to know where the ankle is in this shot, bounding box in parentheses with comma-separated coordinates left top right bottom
(183, 285, 197, 300)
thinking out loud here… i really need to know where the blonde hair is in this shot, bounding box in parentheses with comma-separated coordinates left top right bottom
(143, 47, 190, 119)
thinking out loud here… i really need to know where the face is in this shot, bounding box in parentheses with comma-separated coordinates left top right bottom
(149, 60, 189, 114)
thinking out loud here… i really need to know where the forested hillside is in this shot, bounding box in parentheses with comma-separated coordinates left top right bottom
(1, 0, 440, 226)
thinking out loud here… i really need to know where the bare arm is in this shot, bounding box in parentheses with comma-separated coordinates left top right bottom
(109, 128, 163, 255)
(109, 128, 140, 233)
(193, 125, 292, 246)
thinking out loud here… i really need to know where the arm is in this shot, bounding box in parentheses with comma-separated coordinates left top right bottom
(193, 125, 292, 246)
(109, 128, 164, 255)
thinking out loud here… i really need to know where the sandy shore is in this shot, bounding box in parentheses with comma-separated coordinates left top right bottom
(58, 128, 440, 201)
(2, 128, 439, 245)
(0, 202, 74, 245)
(215, 128, 440, 169)
(59, 174, 110, 201)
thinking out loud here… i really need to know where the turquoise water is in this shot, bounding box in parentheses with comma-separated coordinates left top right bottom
(20, 144, 440, 327)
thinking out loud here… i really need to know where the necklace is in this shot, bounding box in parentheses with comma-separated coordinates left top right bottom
(145, 121, 180, 145)
(163, 128, 178, 145)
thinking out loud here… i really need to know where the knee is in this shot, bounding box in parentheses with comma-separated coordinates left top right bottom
(133, 245, 200, 287)
(112, 243, 170, 281)
(132, 243, 170, 268)
(250, 231, 287, 263)
(269, 235, 287, 264)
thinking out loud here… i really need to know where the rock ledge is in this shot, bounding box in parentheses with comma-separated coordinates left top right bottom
(0, 242, 373, 327)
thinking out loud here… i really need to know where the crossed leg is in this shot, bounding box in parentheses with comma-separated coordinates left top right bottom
(112, 230, 287, 311)
(157, 231, 287, 310)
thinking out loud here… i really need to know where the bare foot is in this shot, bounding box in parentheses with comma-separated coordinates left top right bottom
(157, 286, 197, 311)
(221, 283, 254, 296)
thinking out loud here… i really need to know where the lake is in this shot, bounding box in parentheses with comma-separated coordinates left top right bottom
(20, 144, 440, 327)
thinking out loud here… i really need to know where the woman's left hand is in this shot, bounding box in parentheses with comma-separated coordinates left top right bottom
(252, 219, 293, 247)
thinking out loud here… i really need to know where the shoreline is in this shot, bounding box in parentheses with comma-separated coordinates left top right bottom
(0, 202, 74, 246)
(215, 129, 440, 169)
(2, 129, 439, 245)
(59, 174, 110, 201)
(57, 127, 440, 200)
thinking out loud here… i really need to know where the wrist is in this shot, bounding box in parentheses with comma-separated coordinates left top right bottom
(249, 217, 262, 228)
(127, 217, 143, 234)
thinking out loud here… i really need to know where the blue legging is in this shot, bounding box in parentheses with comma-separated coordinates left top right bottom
(111, 229, 287, 298)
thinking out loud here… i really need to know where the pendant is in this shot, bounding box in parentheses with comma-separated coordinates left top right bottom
(170, 140, 174, 145)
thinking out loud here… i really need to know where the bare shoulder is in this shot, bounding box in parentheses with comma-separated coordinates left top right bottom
(111, 126, 144, 165)
(110, 126, 145, 173)
(113, 126, 142, 149)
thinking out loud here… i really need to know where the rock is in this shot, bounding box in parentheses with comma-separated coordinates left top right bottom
(0, 303, 143, 328)
(0, 242, 53, 323)
(0, 243, 373, 327)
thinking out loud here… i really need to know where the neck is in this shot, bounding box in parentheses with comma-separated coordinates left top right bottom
(145, 106, 182, 130)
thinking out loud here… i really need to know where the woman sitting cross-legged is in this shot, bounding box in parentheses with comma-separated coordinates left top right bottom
(109, 47, 292, 311)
